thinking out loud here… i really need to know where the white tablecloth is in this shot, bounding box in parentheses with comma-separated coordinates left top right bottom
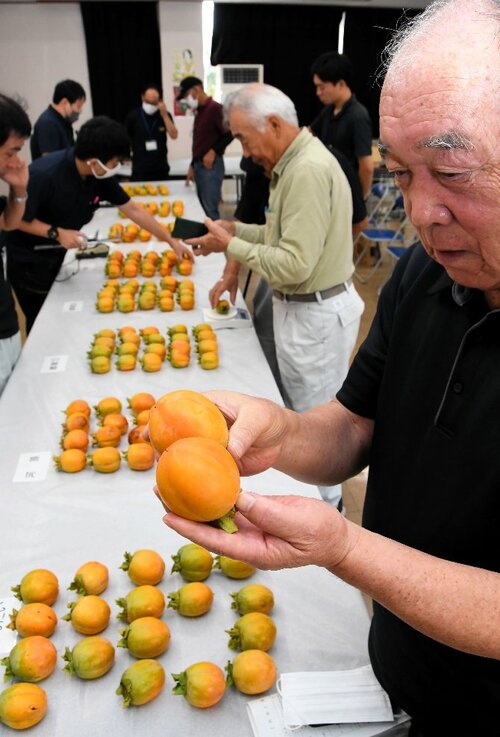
(0, 181, 371, 736)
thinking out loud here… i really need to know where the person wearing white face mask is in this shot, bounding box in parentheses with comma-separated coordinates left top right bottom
(125, 83, 178, 181)
(31, 79, 86, 161)
(2, 116, 192, 332)
(176, 76, 232, 220)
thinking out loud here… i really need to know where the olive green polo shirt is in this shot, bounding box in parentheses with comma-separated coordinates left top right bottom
(228, 127, 354, 293)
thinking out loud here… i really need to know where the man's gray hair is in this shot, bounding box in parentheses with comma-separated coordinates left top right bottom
(382, 0, 500, 79)
(223, 84, 298, 131)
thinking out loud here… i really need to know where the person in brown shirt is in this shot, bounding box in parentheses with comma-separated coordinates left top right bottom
(177, 76, 232, 219)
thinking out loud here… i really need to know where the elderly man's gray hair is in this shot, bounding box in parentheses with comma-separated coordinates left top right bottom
(382, 0, 500, 79)
(223, 84, 298, 131)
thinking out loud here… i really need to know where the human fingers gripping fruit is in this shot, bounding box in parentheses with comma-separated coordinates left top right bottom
(172, 662, 225, 709)
(171, 543, 213, 582)
(226, 650, 277, 695)
(119, 550, 165, 586)
(116, 660, 165, 707)
(167, 582, 213, 617)
(156, 436, 240, 533)
(68, 561, 109, 596)
(62, 636, 115, 680)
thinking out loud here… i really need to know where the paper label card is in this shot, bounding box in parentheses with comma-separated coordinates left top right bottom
(12, 452, 52, 483)
(41, 355, 68, 373)
(63, 301, 83, 313)
(0, 597, 19, 655)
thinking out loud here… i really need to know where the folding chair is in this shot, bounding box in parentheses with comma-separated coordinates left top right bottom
(353, 214, 408, 283)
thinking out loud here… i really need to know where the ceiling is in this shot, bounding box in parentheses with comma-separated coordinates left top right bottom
(0, 0, 431, 6)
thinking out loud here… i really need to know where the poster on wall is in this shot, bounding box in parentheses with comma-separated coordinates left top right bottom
(172, 49, 196, 116)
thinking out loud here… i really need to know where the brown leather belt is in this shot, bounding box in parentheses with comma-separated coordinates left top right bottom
(272, 280, 352, 303)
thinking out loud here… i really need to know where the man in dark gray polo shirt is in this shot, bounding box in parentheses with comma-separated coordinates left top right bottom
(30, 79, 86, 160)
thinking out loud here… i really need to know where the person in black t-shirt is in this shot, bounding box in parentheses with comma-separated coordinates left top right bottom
(0, 94, 31, 394)
(3, 116, 192, 333)
(30, 79, 86, 161)
(125, 83, 178, 181)
(310, 52, 374, 199)
(163, 2, 500, 732)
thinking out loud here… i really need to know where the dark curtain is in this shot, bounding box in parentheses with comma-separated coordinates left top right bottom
(211, 4, 344, 126)
(80, 2, 162, 124)
(343, 7, 422, 137)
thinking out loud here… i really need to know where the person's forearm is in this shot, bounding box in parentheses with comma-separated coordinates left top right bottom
(163, 114, 178, 139)
(358, 156, 374, 199)
(275, 399, 373, 485)
(17, 217, 51, 238)
(332, 522, 500, 659)
(121, 202, 174, 247)
(1, 190, 27, 230)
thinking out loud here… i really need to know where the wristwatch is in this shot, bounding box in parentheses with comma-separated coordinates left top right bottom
(47, 226, 59, 240)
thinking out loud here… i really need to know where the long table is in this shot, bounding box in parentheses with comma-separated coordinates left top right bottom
(0, 181, 373, 736)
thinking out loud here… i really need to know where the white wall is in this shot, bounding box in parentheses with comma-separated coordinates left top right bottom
(159, 0, 204, 161)
(0, 3, 93, 162)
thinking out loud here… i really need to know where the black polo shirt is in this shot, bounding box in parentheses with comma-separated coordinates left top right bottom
(125, 107, 172, 180)
(30, 106, 75, 160)
(310, 94, 372, 171)
(2, 148, 129, 265)
(0, 197, 18, 339)
(337, 244, 500, 730)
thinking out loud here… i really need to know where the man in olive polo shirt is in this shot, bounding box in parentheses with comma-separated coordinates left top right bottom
(187, 84, 364, 506)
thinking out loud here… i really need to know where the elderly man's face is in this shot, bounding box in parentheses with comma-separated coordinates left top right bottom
(380, 65, 500, 298)
(229, 109, 279, 176)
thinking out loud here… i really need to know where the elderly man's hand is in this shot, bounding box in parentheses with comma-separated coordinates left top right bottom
(162, 492, 357, 571)
(203, 390, 294, 475)
(209, 270, 238, 308)
(186, 218, 233, 256)
(2, 157, 28, 191)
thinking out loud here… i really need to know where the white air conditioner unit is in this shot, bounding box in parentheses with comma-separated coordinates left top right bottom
(216, 64, 264, 103)
(214, 64, 264, 161)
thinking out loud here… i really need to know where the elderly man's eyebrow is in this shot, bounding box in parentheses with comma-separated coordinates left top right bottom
(377, 141, 390, 158)
(418, 131, 475, 151)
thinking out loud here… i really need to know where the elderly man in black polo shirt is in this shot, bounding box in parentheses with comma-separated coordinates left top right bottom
(161, 1, 500, 733)
(30, 79, 86, 160)
(3, 116, 191, 333)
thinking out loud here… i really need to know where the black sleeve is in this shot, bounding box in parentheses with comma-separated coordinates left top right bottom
(337, 244, 428, 418)
(97, 178, 130, 207)
(331, 148, 366, 225)
(310, 106, 328, 137)
(124, 110, 136, 140)
(34, 118, 63, 156)
(0, 196, 6, 217)
(213, 130, 233, 155)
(23, 165, 52, 223)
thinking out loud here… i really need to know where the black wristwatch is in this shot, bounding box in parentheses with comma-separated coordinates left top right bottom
(47, 226, 59, 240)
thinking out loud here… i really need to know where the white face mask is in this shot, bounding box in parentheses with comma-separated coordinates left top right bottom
(87, 159, 122, 180)
(142, 102, 158, 116)
(185, 94, 199, 110)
